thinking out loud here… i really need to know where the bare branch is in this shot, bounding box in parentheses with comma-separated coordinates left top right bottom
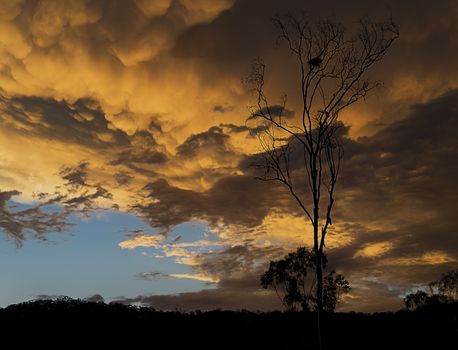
(247, 15, 397, 341)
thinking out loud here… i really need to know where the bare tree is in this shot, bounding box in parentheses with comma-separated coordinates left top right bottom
(246, 14, 398, 349)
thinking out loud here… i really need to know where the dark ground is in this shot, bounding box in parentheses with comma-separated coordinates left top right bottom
(0, 298, 456, 349)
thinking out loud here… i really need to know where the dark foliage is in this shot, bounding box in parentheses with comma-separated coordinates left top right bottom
(0, 298, 456, 349)
(432, 269, 458, 300)
(260, 247, 350, 312)
(403, 269, 458, 310)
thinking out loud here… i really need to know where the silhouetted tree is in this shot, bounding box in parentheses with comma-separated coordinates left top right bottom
(1, 296, 457, 349)
(430, 269, 458, 301)
(403, 269, 458, 310)
(246, 14, 398, 348)
(322, 271, 351, 312)
(261, 247, 350, 312)
(403, 290, 431, 311)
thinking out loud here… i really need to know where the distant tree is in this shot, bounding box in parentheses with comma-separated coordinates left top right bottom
(403, 269, 458, 310)
(246, 13, 398, 348)
(431, 269, 458, 301)
(322, 271, 351, 312)
(260, 247, 350, 312)
(403, 290, 431, 311)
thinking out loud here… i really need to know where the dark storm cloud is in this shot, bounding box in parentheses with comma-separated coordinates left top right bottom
(120, 149, 168, 165)
(129, 89, 458, 311)
(0, 94, 169, 167)
(242, 88, 458, 270)
(172, 0, 280, 64)
(60, 161, 90, 189)
(62, 184, 112, 211)
(310, 89, 458, 310)
(110, 130, 168, 171)
(0, 95, 130, 148)
(114, 271, 282, 311)
(175, 126, 231, 158)
(129, 95, 456, 306)
(192, 244, 283, 279)
(0, 92, 169, 180)
(338, 89, 458, 255)
(171, 0, 458, 137)
(114, 172, 134, 186)
(173, 0, 458, 76)
(54, 162, 114, 213)
(108, 132, 168, 178)
(132, 173, 286, 233)
(1, 0, 457, 312)
(0, 190, 72, 246)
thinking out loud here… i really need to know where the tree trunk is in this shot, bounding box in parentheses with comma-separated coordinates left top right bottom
(313, 207, 323, 350)
(316, 248, 323, 350)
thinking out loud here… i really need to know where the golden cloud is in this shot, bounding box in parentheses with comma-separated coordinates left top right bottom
(383, 251, 456, 266)
(118, 234, 164, 249)
(0, 0, 458, 312)
(354, 241, 394, 259)
(169, 273, 219, 283)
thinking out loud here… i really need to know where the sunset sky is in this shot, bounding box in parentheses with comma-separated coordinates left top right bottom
(0, 0, 457, 312)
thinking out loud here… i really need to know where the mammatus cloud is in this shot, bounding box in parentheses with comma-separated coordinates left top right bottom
(0, 0, 457, 312)
(0, 0, 243, 145)
(117, 89, 458, 311)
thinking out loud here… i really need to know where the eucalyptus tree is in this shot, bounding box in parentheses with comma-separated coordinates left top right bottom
(246, 14, 398, 349)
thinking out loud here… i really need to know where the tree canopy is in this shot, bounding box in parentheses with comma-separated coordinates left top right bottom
(403, 269, 458, 310)
(261, 247, 350, 312)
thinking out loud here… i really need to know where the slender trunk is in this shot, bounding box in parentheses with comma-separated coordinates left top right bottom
(315, 247, 323, 350)
(310, 149, 323, 350)
(313, 207, 323, 350)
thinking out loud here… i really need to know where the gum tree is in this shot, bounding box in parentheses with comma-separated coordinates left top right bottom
(246, 14, 398, 349)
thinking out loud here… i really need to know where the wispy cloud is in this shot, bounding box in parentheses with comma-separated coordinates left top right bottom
(170, 273, 220, 283)
(384, 251, 456, 266)
(118, 234, 164, 249)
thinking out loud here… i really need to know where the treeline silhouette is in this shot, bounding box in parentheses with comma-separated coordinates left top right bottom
(0, 297, 456, 349)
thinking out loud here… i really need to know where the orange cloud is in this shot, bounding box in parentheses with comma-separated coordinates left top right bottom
(354, 241, 394, 259)
(384, 251, 456, 266)
(170, 273, 219, 283)
(118, 234, 164, 249)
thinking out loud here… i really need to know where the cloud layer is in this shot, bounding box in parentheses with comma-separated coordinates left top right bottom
(0, 0, 457, 311)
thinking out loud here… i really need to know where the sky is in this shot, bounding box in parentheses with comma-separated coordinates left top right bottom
(0, 0, 457, 312)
